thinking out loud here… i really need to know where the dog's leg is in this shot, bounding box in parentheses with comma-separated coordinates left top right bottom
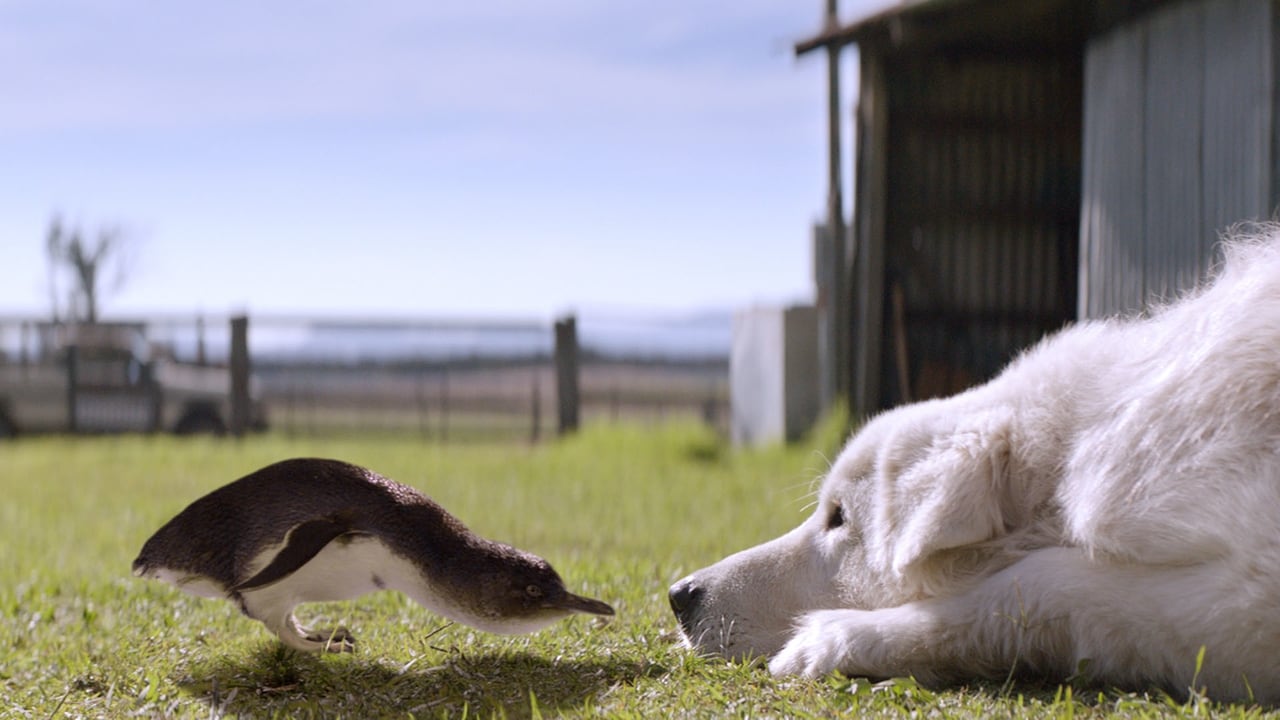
(769, 547, 1271, 700)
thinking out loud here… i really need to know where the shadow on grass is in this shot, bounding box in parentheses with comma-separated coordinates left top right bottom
(179, 643, 659, 718)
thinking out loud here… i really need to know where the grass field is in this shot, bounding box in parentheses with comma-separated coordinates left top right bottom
(1, 418, 1277, 719)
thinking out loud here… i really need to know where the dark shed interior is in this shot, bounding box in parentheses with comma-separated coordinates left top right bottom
(804, 0, 1186, 414)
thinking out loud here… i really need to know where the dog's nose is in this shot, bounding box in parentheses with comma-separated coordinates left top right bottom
(668, 577, 704, 617)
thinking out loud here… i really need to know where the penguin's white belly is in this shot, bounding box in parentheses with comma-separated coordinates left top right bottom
(239, 534, 538, 636)
(242, 534, 423, 604)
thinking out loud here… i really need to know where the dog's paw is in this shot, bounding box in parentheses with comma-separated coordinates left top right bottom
(769, 606, 944, 682)
(768, 610, 858, 678)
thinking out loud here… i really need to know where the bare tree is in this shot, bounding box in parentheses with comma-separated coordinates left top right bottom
(46, 214, 130, 323)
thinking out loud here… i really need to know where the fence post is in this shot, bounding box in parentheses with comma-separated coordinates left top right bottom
(229, 315, 250, 437)
(196, 313, 207, 366)
(66, 344, 78, 433)
(554, 315, 579, 435)
(19, 321, 29, 366)
(148, 363, 163, 433)
(441, 368, 450, 442)
(530, 371, 542, 443)
(416, 370, 430, 441)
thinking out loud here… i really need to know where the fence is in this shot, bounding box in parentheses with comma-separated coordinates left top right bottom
(0, 313, 729, 441)
(258, 358, 726, 441)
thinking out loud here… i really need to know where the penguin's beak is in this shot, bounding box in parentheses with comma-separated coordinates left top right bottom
(547, 590, 615, 617)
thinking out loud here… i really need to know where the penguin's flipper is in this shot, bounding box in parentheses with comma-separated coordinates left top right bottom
(235, 516, 361, 592)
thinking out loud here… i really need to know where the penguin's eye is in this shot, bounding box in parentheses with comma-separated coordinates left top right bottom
(525, 584, 543, 598)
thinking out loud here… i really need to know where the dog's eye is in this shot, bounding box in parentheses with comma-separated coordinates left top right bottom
(826, 503, 845, 530)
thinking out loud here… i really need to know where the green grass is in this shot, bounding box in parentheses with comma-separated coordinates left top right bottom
(1, 417, 1276, 719)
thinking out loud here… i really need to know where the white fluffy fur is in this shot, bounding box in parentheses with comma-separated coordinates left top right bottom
(673, 229, 1280, 702)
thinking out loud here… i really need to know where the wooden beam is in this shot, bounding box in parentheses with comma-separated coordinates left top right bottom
(796, 25, 851, 56)
(825, 0, 848, 404)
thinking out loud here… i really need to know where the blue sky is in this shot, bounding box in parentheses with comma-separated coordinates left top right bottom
(0, 1, 886, 321)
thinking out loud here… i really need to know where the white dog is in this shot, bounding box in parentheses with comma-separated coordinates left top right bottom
(671, 229, 1280, 702)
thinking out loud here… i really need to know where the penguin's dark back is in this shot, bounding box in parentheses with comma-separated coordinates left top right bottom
(134, 458, 468, 586)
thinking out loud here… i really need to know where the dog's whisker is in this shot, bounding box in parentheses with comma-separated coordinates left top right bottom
(807, 450, 836, 478)
(782, 478, 818, 496)
(719, 616, 735, 650)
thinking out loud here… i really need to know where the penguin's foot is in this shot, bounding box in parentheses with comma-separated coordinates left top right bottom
(302, 625, 357, 653)
(260, 611, 357, 653)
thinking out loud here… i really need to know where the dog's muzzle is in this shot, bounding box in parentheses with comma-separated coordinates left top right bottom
(668, 576, 705, 635)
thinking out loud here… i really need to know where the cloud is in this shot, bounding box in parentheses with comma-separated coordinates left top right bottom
(0, 0, 855, 316)
(0, 0, 822, 135)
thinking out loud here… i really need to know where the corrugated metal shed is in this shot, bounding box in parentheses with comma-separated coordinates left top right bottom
(819, 0, 1090, 412)
(1081, 0, 1279, 316)
(801, 0, 1280, 417)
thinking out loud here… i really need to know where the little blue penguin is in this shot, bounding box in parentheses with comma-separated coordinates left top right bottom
(132, 457, 614, 652)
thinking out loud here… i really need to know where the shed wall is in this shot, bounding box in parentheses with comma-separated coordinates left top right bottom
(1080, 0, 1277, 317)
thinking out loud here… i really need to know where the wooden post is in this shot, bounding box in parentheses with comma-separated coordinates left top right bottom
(195, 314, 207, 366)
(286, 382, 297, 438)
(147, 361, 163, 433)
(554, 315, 580, 435)
(416, 370, 430, 440)
(229, 315, 250, 437)
(530, 371, 542, 443)
(825, 0, 848, 406)
(65, 344, 79, 433)
(441, 368, 450, 442)
(19, 321, 29, 366)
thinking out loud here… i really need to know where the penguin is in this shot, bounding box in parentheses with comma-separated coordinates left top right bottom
(132, 458, 614, 652)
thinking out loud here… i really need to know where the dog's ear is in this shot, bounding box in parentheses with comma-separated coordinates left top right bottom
(882, 408, 1014, 578)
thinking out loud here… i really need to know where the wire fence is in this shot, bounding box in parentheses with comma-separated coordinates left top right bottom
(260, 359, 726, 441)
(0, 313, 729, 441)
